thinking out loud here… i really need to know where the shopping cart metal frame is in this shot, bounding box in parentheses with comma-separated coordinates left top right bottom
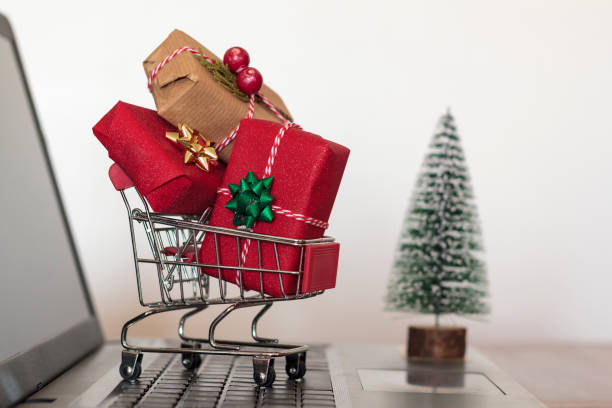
(111, 166, 337, 387)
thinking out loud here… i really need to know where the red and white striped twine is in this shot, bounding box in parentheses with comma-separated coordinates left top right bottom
(217, 188, 329, 230)
(215, 125, 239, 153)
(258, 94, 289, 125)
(147, 47, 291, 153)
(147, 47, 215, 89)
(264, 122, 300, 177)
(240, 239, 251, 271)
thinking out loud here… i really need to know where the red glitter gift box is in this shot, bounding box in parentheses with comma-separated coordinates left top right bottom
(199, 119, 349, 297)
(93, 101, 225, 215)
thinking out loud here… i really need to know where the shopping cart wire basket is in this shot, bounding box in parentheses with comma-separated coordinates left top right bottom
(109, 163, 340, 387)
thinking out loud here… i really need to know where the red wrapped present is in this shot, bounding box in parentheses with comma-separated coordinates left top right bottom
(93, 101, 225, 215)
(199, 119, 349, 297)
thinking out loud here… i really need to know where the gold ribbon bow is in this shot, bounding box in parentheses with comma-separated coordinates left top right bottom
(166, 124, 218, 172)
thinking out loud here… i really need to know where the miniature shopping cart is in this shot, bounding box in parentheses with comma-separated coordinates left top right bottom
(109, 164, 340, 387)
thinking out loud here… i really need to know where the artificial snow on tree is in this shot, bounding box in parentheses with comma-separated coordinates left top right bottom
(386, 110, 488, 360)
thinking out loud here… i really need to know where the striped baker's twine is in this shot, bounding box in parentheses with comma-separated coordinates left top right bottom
(147, 47, 290, 154)
(147, 47, 214, 88)
(217, 188, 329, 230)
(263, 122, 300, 177)
(258, 93, 290, 125)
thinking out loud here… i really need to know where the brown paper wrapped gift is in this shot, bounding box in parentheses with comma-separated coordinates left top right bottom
(143, 29, 291, 163)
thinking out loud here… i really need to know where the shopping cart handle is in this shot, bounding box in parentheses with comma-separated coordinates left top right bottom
(109, 162, 135, 191)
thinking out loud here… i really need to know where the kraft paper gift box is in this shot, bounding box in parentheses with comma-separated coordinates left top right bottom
(93, 101, 225, 215)
(198, 119, 349, 297)
(143, 29, 291, 163)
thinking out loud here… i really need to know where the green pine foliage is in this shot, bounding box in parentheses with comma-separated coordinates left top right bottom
(386, 110, 488, 318)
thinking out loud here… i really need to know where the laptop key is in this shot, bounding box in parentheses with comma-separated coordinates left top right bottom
(150, 389, 185, 396)
(303, 394, 336, 401)
(157, 380, 189, 386)
(143, 393, 180, 400)
(182, 392, 219, 401)
(153, 384, 187, 391)
(303, 389, 334, 395)
(193, 378, 225, 384)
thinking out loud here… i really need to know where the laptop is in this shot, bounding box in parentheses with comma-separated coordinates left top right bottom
(0, 13, 544, 408)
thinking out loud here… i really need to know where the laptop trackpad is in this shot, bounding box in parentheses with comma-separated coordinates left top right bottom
(358, 368, 504, 396)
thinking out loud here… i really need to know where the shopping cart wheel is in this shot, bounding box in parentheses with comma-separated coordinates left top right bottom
(253, 357, 276, 387)
(119, 351, 143, 381)
(285, 352, 307, 380)
(180, 342, 202, 370)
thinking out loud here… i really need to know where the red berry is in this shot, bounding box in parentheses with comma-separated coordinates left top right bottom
(223, 46, 250, 73)
(236, 67, 263, 95)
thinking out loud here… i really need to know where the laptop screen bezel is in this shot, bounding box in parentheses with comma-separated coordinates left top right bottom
(0, 13, 103, 407)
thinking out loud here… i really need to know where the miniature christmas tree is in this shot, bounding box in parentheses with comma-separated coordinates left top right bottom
(386, 110, 488, 326)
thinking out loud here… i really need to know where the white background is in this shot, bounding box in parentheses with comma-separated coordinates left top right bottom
(2, 0, 611, 344)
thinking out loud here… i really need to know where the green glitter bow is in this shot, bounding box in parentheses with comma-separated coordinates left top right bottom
(225, 171, 274, 229)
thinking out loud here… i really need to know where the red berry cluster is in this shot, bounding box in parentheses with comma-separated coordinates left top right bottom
(223, 47, 263, 95)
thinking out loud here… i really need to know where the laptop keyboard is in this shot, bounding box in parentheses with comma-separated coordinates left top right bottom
(103, 350, 335, 408)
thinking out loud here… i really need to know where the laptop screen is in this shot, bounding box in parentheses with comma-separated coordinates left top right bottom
(0, 34, 92, 363)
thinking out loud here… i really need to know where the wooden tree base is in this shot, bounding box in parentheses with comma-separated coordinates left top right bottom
(408, 326, 466, 361)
